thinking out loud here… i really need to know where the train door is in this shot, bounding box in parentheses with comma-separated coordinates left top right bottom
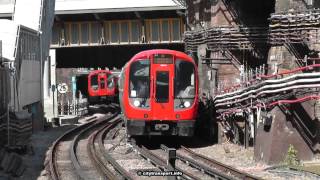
(98, 73, 106, 92)
(151, 54, 174, 120)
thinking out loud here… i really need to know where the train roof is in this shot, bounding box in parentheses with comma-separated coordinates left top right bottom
(130, 49, 193, 62)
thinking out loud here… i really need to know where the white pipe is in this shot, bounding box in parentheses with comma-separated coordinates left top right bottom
(215, 77, 320, 103)
(216, 84, 320, 107)
(214, 72, 320, 101)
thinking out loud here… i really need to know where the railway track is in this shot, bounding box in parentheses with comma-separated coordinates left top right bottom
(130, 140, 205, 180)
(178, 145, 262, 180)
(129, 139, 262, 180)
(47, 105, 126, 180)
(47, 103, 261, 180)
(87, 117, 134, 180)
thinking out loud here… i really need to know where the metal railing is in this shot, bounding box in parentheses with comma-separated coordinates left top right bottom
(58, 100, 88, 116)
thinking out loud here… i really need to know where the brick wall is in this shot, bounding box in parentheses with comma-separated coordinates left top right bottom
(218, 64, 240, 89)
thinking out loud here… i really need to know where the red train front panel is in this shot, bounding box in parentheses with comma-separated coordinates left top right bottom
(88, 70, 118, 103)
(119, 50, 198, 136)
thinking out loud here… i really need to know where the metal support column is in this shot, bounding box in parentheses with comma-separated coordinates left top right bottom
(7, 104, 10, 147)
(166, 148, 176, 180)
(245, 119, 249, 149)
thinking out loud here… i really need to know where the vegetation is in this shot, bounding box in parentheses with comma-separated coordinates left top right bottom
(283, 144, 300, 167)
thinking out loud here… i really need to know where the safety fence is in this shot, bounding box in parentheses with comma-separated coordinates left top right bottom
(57, 100, 88, 116)
(0, 111, 32, 148)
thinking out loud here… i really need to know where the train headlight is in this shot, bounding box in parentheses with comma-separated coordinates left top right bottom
(184, 101, 191, 108)
(133, 100, 140, 107)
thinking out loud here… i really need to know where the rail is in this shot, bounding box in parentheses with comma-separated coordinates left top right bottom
(180, 146, 261, 180)
(87, 117, 134, 180)
(48, 105, 120, 180)
(48, 116, 97, 180)
(130, 140, 199, 180)
(161, 144, 235, 180)
(69, 113, 119, 179)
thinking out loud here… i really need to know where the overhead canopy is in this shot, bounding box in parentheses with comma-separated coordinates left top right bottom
(0, 0, 183, 16)
(55, 0, 182, 14)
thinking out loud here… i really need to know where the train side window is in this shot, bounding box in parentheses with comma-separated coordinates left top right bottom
(129, 60, 150, 98)
(156, 71, 169, 103)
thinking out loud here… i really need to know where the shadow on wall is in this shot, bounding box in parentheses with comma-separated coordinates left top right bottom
(254, 99, 319, 164)
(283, 100, 319, 152)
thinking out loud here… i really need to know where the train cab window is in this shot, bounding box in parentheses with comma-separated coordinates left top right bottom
(107, 74, 115, 88)
(174, 60, 195, 99)
(129, 60, 150, 98)
(156, 71, 169, 103)
(91, 75, 98, 90)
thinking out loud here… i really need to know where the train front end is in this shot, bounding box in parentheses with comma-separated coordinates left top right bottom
(121, 50, 198, 137)
(88, 70, 117, 103)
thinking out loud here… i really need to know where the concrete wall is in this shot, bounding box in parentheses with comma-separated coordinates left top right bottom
(18, 61, 41, 108)
(255, 102, 318, 164)
(275, 0, 307, 12)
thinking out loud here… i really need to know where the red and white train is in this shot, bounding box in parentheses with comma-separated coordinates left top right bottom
(119, 49, 199, 136)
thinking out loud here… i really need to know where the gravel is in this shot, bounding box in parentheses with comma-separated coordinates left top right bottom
(189, 142, 320, 180)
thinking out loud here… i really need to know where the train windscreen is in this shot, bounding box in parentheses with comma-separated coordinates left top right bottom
(156, 71, 169, 103)
(129, 60, 150, 98)
(107, 74, 115, 88)
(174, 60, 195, 99)
(90, 74, 98, 90)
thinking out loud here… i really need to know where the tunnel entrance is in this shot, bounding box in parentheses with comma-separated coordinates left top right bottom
(54, 43, 184, 109)
(55, 44, 184, 69)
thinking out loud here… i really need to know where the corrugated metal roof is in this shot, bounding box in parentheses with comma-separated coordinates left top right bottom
(0, 0, 182, 15)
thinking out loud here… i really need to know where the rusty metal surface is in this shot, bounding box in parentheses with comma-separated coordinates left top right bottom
(254, 106, 315, 164)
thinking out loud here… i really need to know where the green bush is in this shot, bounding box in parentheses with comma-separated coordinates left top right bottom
(283, 144, 300, 166)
